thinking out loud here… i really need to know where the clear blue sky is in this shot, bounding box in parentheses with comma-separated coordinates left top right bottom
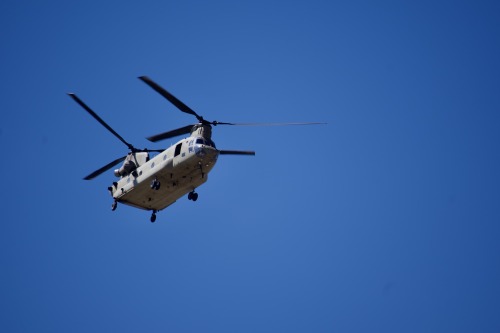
(1, 1, 500, 332)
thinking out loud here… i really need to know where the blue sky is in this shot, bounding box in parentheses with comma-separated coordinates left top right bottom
(1, 0, 500, 332)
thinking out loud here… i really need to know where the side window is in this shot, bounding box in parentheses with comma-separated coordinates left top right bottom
(174, 143, 182, 157)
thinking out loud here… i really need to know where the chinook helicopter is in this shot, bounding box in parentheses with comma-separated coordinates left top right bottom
(68, 76, 324, 222)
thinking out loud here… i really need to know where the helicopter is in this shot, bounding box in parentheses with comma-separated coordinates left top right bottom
(68, 76, 324, 222)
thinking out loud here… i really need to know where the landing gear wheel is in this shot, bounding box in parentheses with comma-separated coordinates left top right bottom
(188, 191, 198, 201)
(150, 211, 157, 223)
(111, 201, 117, 211)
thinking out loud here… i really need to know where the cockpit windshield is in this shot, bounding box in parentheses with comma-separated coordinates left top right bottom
(195, 138, 216, 148)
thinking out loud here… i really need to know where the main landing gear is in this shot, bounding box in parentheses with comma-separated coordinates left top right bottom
(187, 191, 199, 201)
(150, 210, 157, 223)
(111, 199, 158, 224)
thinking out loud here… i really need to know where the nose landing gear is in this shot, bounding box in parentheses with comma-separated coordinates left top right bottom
(150, 210, 157, 223)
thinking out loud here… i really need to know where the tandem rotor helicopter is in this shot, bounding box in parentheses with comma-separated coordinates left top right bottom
(68, 76, 324, 222)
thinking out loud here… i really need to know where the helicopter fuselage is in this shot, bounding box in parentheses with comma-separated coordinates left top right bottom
(110, 135, 218, 212)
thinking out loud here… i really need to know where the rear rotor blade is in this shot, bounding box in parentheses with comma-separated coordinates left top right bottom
(139, 76, 203, 122)
(143, 149, 167, 153)
(84, 156, 126, 180)
(68, 93, 134, 150)
(146, 124, 194, 142)
(219, 150, 256, 156)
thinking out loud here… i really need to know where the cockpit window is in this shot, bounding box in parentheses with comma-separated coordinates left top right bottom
(195, 138, 216, 148)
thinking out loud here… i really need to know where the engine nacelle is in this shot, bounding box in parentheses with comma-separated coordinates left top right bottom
(114, 160, 136, 177)
(113, 152, 149, 177)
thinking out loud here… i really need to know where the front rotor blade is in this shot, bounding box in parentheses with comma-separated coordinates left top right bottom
(68, 93, 134, 150)
(146, 124, 194, 142)
(219, 150, 256, 156)
(214, 122, 327, 126)
(139, 76, 203, 122)
(84, 156, 126, 180)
